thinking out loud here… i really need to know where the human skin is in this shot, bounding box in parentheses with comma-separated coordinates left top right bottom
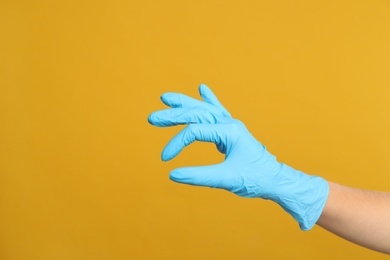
(316, 182, 390, 254)
(149, 84, 390, 255)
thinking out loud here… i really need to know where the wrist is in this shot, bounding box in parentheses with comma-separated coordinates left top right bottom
(269, 164, 329, 230)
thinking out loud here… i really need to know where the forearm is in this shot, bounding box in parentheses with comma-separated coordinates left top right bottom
(148, 85, 390, 254)
(316, 181, 390, 254)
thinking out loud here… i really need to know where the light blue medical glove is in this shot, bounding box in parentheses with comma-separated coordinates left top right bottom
(148, 84, 329, 230)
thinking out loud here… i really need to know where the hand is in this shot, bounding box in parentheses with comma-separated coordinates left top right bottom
(148, 84, 329, 230)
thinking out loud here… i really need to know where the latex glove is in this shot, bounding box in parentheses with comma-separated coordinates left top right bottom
(148, 84, 329, 230)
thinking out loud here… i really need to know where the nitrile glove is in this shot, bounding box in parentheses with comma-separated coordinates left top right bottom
(148, 84, 329, 230)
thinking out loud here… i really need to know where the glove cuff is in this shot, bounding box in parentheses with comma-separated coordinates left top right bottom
(270, 164, 330, 230)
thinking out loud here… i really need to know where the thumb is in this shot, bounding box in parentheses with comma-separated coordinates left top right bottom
(170, 164, 229, 189)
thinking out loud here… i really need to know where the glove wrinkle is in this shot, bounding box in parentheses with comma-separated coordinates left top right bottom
(149, 85, 329, 231)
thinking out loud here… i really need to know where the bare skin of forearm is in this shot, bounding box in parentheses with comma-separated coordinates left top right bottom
(316, 181, 390, 254)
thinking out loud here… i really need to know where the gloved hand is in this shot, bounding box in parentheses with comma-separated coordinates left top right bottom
(148, 84, 329, 230)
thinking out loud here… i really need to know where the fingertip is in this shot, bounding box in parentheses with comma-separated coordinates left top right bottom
(199, 83, 210, 96)
(199, 84, 221, 108)
(147, 112, 156, 125)
(169, 170, 183, 182)
(161, 146, 178, 161)
(169, 166, 219, 187)
(148, 112, 165, 126)
(160, 92, 171, 106)
(199, 84, 231, 118)
(161, 151, 171, 162)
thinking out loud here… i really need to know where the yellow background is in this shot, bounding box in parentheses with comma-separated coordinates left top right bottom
(1, 0, 390, 259)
